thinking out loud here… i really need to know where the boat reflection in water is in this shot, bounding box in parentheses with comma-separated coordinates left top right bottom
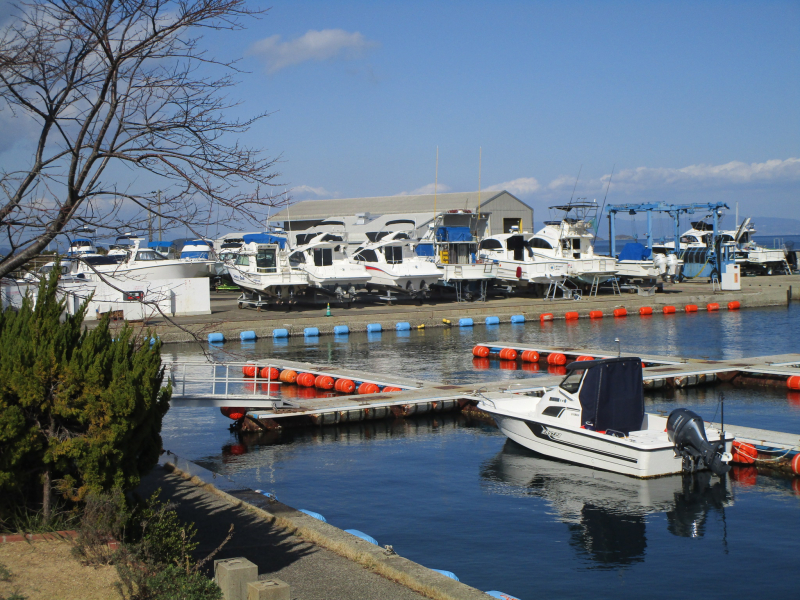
(481, 441, 732, 567)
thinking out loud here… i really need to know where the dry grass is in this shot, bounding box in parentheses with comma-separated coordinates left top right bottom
(0, 541, 119, 600)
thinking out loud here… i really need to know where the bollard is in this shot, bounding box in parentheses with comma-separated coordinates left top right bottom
(215, 557, 258, 600)
(247, 579, 290, 600)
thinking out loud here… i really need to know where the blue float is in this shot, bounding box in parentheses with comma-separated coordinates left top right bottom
(485, 316, 500, 325)
(459, 317, 474, 327)
(239, 330, 257, 341)
(366, 323, 382, 333)
(333, 325, 349, 335)
(395, 322, 411, 331)
(510, 314, 526, 323)
(431, 569, 459, 581)
(304, 327, 320, 337)
(298, 509, 326, 522)
(207, 332, 224, 343)
(486, 592, 520, 600)
(273, 328, 289, 338)
(344, 529, 378, 545)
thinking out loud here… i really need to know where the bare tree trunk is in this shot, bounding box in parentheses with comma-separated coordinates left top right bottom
(42, 465, 52, 522)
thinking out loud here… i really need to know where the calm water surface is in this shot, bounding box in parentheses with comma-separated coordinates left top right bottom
(162, 305, 800, 599)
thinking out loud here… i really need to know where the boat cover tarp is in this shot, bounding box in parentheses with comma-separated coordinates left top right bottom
(147, 241, 174, 249)
(435, 227, 472, 242)
(242, 233, 287, 248)
(415, 243, 435, 256)
(569, 357, 644, 434)
(618, 242, 651, 261)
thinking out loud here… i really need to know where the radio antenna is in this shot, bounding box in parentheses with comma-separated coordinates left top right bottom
(593, 164, 615, 243)
(569, 165, 582, 204)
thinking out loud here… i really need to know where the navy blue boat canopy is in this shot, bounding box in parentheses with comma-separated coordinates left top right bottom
(618, 242, 651, 261)
(415, 243, 435, 256)
(242, 233, 287, 248)
(567, 357, 644, 434)
(435, 227, 472, 242)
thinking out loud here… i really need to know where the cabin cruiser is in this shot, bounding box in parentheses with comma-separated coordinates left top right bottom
(416, 211, 499, 301)
(228, 233, 308, 306)
(287, 221, 370, 301)
(67, 238, 97, 256)
(350, 219, 442, 297)
(147, 241, 176, 259)
(477, 357, 732, 478)
(180, 239, 223, 276)
(107, 234, 137, 258)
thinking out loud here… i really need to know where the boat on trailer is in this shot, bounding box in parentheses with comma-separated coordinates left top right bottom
(478, 357, 733, 478)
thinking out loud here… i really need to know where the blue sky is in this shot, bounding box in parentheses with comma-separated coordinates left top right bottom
(1, 0, 798, 231)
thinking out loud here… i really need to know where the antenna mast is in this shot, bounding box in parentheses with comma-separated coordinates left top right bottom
(593, 164, 615, 244)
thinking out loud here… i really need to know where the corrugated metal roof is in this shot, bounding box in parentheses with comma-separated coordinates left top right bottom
(271, 190, 517, 220)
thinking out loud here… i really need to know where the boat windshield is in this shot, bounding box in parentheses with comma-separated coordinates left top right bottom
(256, 248, 276, 273)
(559, 369, 585, 394)
(135, 250, 166, 261)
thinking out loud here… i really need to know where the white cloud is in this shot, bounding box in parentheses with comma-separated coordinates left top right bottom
(291, 185, 331, 198)
(247, 29, 378, 73)
(600, 158, 800, 192)
(395, 183, 452, 196)
(486, 177, 541, 197)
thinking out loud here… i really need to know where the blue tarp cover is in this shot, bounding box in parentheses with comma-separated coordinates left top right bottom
(415, 243, 435, 256)
(435, 227, 472, 242)
(147, 241, 174, 249)
(618, 242, 651, 261)
(242, 233, 287, 248)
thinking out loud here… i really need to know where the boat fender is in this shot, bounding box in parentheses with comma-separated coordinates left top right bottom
(259, 366, 279, 380)
(485, 316, 500, 325)
(662, 305, 676, 314)
(613, 308, 627, 318)
(239, 330, 257, 341)
(304, 327, 320, 337)
(366, 323, 382, 332)
(242, 364, 258, 377)
(334, 378, 356, 393)
(344, 529, 378, 545)
(273, 328, 289, 338)
(731, 441, 757, 464)
(473, 345, 490, 358)
(707, 302, 720, 311)
(685, 304, 698, 313)
(510, 314, 525, 323)
(540, 313, 554, 322)
(207, 332, 224, 343)
(498, 348, 517, 360)
(382, 386, 403, 392)
(638, 307, 653, 316)
(279, 369, 298, 384)
(727, 301, 741, 310)
(333, 325, 349, 335)
(296, 373, 316, 387)
(565, 311, 579, 320)
(788, 376, 800, 390)
(521, 350, 540, 362)
(459, 317, 474, 327)
(315, 375, 335, 390)
(589, 310, 603, 319)
(792, 454, 800, 475)
(576, 355, 593, 361)
(547, 353, 566, 366)
(298, 509, 326, 522)
(220, 407, 246, 421)
(358, 382, 380, 394)
(396, 322, 411, 331)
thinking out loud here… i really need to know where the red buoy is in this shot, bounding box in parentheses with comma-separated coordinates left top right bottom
(259, 366, 280, 380)
(589, 310, 603, 319)
(728, 301, 741, 310)
(613, 308, 627, 317)
(358, 382, 380, 394)
(498, 348, 518, 360)
(731, 441, 757, 464)
(220, 407, 247, 421)
(473, 345, 490, 358)
(279, 369, 297, 384)
(707, 302, 720, 312)
(547, 352, 567, 366)
(792, 453, 800, 476)
(242, 364, 258, 377)
(315, 375, 335, 389)
(521, 350, 540, 363)
(662, 305, 676, 314)
(540, 313, 554, 322)
(382, 386, 403, 392)
(639, 307, 653, 316)
(565, 311, 579, 320)
(296, 372, 316, 387)
(576, 355, 594, 362)
(685, 304, 698, 313)
(787, 375, 800, 390)
(334, 378, 356, 393)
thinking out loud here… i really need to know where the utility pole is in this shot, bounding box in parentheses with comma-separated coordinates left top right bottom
(157, 190, 162, 241)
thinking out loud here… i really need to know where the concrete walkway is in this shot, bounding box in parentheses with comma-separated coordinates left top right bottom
(137, 467, 433, 600)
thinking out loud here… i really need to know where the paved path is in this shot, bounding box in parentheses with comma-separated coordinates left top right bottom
(137, 467, 430, 600)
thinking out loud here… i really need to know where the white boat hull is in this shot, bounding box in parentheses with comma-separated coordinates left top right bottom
(229, 266, 308, 297)
(438, 262, 498, 282)
(364, 263, 442, 293)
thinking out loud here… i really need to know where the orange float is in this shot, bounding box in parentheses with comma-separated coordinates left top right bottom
(242, 364, 258, 377)
(382, 386, 403, 392)
(589, 310, 603, 319)
(358, 382, 380, 394)
(498, 348, 518, 360)
(787, 375, 800, 390)
(727, 301, 741, 310)
(662, 305, 676, 314)
(731, 441, 757, 464)
(259, 366, 280, 380)
(707, 302, 720, 312)
(547, 352, 567, 366)
(521, 350, 540, 362)
(472, 345, 490, 358)
(613, 308, 627, 317)
(315, 375, 335, 389)
(565, 311, 579, 320)
(334, 378, 356, 393)
(685, 304, 698, 313)
(792, 453, 800, 475)
(576, 355, 594, 362)
(220, 407, 247, 420)
(639, 307, 653, 316)
(279, 369, 297, 384)
(296, 372, 316, 387)
(540, 313, 554, 322)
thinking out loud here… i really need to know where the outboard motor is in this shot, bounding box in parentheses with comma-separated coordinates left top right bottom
(653, 253, 668, 277)
(666, 253, 679, 281)
(667, 409, 731, 476)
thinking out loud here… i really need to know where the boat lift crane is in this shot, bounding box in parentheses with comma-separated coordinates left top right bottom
(605, 202, 730, 258)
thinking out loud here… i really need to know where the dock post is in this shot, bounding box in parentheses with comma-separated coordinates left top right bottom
(215, 557, 258, 600)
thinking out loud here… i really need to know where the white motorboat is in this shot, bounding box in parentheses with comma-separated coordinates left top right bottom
(67, 238, 97, 256)
(180, 239, 223, 275)
(228, 233, 308, 306)
(287, 221, 371, 301)
(478, 357, 732, 478)
(350, 219, 442, 297)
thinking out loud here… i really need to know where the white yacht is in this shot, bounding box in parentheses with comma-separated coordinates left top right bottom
(478, 357, 732, 478)
(180, 239, 223, 276)
(287, 221, 370, 302)
(350, 220, 442, 297)
(477, 232, 570, 295)
(67, 238, 97, 256)
(228, 233, 309, 306)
